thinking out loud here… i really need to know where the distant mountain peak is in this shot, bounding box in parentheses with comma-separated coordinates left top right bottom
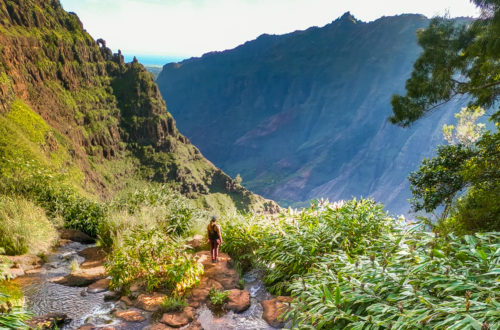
(339, 11, 358, 24)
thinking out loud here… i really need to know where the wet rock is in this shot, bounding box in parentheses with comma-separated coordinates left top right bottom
(226, 289, 250, 313)
(115, 309, 145, 322)
(80, 289, 88, 297)
(6, 267, 24, 278)
(59, 229, 95, 244)
(104, 291, 121, 301)
(262, 296, 292, 328)
(147, 323, 175, 330)
(51, 266, 106, 287)
(120, 296, 134, 306)
(78, 247, 107, 268)
(6, 254, 43, 278)
(27, 312, 69, 329)
(136, 292, 166, 312)
(185, 321, 203, 330)
(160, 307, 194, 328)
(77, 324, 94, 330)
(88, 278, 111, 293)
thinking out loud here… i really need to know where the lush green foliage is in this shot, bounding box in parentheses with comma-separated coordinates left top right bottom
(287, 224, 500, 329)
(408, 144, 474, 218)
(160, 295, 188, 313)
(391, 0, 500, 232)
(222, 199, 394, 295)
(390, 4, 500, 126)
(106, 228, 203, 293)
(209, 287, 230, 307)
(0, 282, 31, 330)
(223, 200, 500, 328)
(0, 195, 58, 256)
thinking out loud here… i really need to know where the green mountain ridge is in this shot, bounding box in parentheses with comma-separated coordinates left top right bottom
(156, 12, 464, 214)
(0, 0, 278, 215)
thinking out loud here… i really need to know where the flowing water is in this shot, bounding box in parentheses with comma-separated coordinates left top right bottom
(197, 269, 282, 330)
(13, 242, 117, 329)
(14, 244, 284, 329)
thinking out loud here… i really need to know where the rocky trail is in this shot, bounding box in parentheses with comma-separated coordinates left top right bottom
(8, 232, 292, 329)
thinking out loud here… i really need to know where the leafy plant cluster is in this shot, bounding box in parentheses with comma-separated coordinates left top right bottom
(106, 228, 203, 293)
(0, 282, 31, 330)
(288, 225, 500, 329)
(160, 295, 188, 313)
(222, 199, 500, 328)
(222, 199, 394, 295)
(208, 287, 230, 307)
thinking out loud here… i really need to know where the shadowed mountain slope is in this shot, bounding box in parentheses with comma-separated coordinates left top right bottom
(157, 13, 463, 214)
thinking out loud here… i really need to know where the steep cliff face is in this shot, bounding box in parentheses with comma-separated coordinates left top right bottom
(156, 13, 460, 214)
(0, 0, 277, 213)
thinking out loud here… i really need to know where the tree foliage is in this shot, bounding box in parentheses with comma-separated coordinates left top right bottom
(390, 1, 500, 126)
(392, 0, 500, 232)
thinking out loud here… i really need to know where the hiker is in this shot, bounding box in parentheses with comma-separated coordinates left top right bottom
(207, 216, 223, 263)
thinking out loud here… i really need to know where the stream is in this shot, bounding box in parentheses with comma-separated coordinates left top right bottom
(13, 242, 284, 330)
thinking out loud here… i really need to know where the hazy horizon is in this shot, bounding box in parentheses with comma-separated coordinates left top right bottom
(60, 0, 479, 63)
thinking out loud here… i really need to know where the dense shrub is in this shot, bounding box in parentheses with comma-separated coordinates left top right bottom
(106, 228, 203, 293)
(0, 195, 58, 255)
(223, 199, 394, 295)
(288, 225, 500, 329)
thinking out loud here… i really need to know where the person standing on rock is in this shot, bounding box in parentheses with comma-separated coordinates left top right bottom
(207, 216, 223, 263)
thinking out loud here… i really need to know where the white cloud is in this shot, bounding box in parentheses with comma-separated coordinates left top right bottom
(60, 0, 480, 57)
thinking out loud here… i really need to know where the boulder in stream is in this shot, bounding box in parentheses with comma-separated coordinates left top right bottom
(88, 278, 111, 293)
(136, 292, 167, 312)
(115, 309, 145, 322)
(262, 296, 293, 328)
(160, 306, 195, 327)
(226, 289, 251, 313)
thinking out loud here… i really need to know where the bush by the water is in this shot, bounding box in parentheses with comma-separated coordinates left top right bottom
(0, 195, 58, 255)
(222, 199, 394, 295)
(106, 228, 203, 293)
(222, 198, 500, 329)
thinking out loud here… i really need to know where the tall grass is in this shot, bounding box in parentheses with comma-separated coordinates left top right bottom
(99, 184, 207, 248)
(0, 195, 58, 256)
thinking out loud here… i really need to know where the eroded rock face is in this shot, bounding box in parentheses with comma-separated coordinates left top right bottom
(262, 296, 293, 328)
(226, 289, 251, 313)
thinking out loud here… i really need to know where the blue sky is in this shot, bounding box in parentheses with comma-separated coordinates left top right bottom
(60, 0, 479, 63)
